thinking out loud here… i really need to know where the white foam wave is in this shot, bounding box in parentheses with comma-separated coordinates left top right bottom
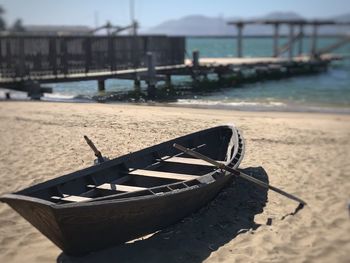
(43, 93, 76, 100)
(175, 99, 286, 108)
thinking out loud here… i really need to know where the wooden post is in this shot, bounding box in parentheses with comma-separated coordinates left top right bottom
(237, 22, 244, 58)
(132, 34, 139, 70)
(61, 38, 68, 75)
(298, 24, 304, 56)
(165, 74, 171, 86)
(18, 37, 25, 78)
(132, 21, 138, 36)
(0, 38, 2, 70)
(0, 39, 3, 77)
(192, 50, 200, 82)
(6, 39, 12, 76)
(85, 37, 91, 74)
(108, 36, 116, 71)
(192, 50, 199, 70)
(49, 38, 57, 75)
(26, 81, 42, 100)
(147, 52, 156, 98)
(288, 24, 294, 60)
(273, 23, 280, 57)
(98, 79, 105, 92)
(311, 23, 318, 57)
(134, 77, 141, 93)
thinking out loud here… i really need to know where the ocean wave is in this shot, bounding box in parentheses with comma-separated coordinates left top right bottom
(172, 99, 350, 114)
(43, 93, 76, 100)
(176, 99, 286, 107)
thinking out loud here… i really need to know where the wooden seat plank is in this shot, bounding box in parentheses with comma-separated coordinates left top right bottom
(162, 156, 225, 166)
(90, 184, 147, 192)
(129, 169, 198, 181)
(162, 156, 215, 166)
(51, 195, 92, 203)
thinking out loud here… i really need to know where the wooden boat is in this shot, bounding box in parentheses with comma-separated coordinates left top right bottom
(0, 125, 245, 256)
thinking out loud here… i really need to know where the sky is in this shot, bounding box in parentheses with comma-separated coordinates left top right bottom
(1, 0, 350, 29)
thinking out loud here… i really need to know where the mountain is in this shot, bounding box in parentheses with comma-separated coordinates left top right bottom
(145, 15, 236, 36)
(145, 12, 350, 36)
(258, 11, 304, 21)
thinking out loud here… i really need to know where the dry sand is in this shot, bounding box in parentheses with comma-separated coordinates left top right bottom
(0, 101, 349, 263)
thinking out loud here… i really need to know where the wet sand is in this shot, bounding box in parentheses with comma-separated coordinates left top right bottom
(0, 101, 349, 262)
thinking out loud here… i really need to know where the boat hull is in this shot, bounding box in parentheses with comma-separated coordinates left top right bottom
(3, 174, 233, 255)
(0, 125, 245, 255)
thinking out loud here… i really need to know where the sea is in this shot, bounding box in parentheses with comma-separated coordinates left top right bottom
(2, 37, 350, 113)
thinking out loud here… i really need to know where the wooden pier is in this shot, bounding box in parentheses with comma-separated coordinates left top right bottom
(227, 19, 350, 59)
(0, 35, 185, 97)
(0, 18, 349, 99)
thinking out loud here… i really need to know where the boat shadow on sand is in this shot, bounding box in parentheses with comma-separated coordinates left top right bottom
(57, 166, 269, 263)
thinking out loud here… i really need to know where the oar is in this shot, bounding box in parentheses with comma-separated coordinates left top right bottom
(84, 135, 105, 164)
(173, 143, 307, 206)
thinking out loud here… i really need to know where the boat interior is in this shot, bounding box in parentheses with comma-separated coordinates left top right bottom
(16, 126, 243, 204)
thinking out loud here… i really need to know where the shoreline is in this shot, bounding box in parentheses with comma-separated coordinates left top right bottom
(1, 97, 350, 115)
(1, 86, 350, 115)
(163, 100, 350, 115)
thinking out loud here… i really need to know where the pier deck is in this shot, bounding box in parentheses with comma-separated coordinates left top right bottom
(0, 54, 340, 87)
(0, 64, 187, 85)
(0, 53, 342, 99)
(184, 54, 342, 66)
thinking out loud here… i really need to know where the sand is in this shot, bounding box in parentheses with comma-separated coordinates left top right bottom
(0, 101, 349, 263)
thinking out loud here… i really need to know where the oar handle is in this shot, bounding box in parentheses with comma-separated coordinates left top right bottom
(84, 135, 105, 163)
(173, 143, 306, 205)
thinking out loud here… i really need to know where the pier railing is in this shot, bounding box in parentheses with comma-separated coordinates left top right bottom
(0, 35, 185, 79)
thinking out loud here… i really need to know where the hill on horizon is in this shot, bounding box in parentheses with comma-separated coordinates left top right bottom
(144, 11, 350, 36)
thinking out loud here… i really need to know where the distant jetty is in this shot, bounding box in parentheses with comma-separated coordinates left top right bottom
(0, 18, 349, 100)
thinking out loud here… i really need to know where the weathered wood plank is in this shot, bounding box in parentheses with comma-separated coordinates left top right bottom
(51, 195, 92, 203)
(162, 156, 216, 166)
(88, 184, 146, 192)
(129, 169, 198, 181)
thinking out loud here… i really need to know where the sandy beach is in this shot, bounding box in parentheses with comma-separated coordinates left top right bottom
(0, 101, 349, 263)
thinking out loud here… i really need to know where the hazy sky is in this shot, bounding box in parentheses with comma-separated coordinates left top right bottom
(1, 0, 350, 29)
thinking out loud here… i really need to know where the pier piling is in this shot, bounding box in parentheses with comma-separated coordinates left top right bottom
(192, 50, 199, 69)
(288, 24, 295, 60)
(98, 79, 105, 92)
(26, 81, 42, 100)
(192, 50, 200, 81)
(311, 23, 319, 58)
(298, 24, 304, 55)
(134, 77, 141, 93)
(273, 23, 280, 57)
(236, 22, 244, 58)
(165, 75, 172, 87)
